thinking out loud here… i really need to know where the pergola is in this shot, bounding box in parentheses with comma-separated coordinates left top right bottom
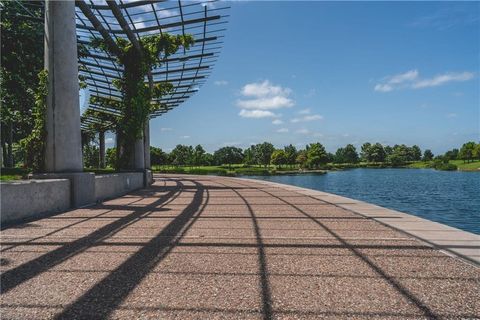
(74, 0, 229, 131)
(7, 0, 229, 206)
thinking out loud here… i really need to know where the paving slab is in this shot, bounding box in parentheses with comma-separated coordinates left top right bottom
(1, 174, 478, 319)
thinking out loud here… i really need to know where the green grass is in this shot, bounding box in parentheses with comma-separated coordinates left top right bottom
(0, 167, 31, 181)
(408, 160, 480, 171)
(450, 160, 480, 171)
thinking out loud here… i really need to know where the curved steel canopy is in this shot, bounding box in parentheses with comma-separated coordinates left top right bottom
(74, 0, 229, 131)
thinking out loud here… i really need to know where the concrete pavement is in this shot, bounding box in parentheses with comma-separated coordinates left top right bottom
(1, 174, 478, 319)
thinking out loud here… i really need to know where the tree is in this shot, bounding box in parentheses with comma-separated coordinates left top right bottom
(444, 148, 459, 161)
(150, 146, 167, 166)
(410, 145, 422, 161)
(106, 147, 117, 168)
(360, 143, 371, 162)
(270, 150, 287, 167)
(255, 142, 274, 167)
(1, 1, 44, 167)
(296, 150, 308, 168)
(193, 144, 206, 166)
(170, 145, 193, 166)
(458, 142, 476, 163)
(283, 144, 297, 166)
(243, 146, 256, 165)
(473, 143, 480, 161)
(422, 149, 434, 162)
(368, 143, 386, 162)
(306, 143, 328, 168)
(213, 146, 244, 168)
(335, 144, 358, 164)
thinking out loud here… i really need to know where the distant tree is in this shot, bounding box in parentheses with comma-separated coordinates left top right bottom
(368, 143, 386, 162)
(473, 143, 480, 161)
(170, 144, 193, 166)
(203, 153, 214, 166)
(106, 147, 116, 168)
(384, 145, 393, 157)
(150, 146, 167, 166)
(306, 143, 328, 168)
(410, 145, 422, 161)
(444, 148, 459, 161)
(342, 144, 359, 163)
(243, 146, 256, 165)
(270, 149, 287, 167)
(255, 142, 274, 167)
(360, 142, 372, 162)
(193, 144, 206, 166)
(213, 146, 244, 168)
(296, 150, 308, 169)
(283, 144, 297, 166)
(422, 149, 434, 162)
(334, 147, 345, 163)
(458, 142, 476, 163)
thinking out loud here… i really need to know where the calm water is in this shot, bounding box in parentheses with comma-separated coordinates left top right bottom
(248, 168, 480, 234)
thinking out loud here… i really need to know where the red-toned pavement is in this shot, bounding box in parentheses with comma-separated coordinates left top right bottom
(1, 174, 479, 319)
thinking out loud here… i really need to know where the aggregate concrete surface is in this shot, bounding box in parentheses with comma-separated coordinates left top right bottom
(1, 174, 479, 319)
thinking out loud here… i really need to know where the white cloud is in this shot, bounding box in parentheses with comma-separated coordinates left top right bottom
(389, 70, 419, 84)
(237, 96, 294, 110)
(295, 128, 310, 135)
(313, 133, 323, 138)
(272, 119, 284, 125)
(413, 72, 474, 89)
(160, 127, 173, 132)
(277, 128, 289, 133)
(180, 135, 190, 139)
(237, 80, 294, 110)
(446, 113, 458, 118)
(298, 108, 311, 115)
(214, 80, 228, 86)
(291, 114, 323, 123)
(105, 137, 114, 145)
(239, 109, 278, 118)
(375, 70, 474, 92)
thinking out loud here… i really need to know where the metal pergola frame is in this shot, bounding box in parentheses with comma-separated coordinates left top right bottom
(7, 0, 229, 132)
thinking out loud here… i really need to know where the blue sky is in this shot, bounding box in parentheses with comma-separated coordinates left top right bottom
(114, 1, 479, 154)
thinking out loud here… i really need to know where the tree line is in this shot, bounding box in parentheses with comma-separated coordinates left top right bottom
(89, 141, 480, 169)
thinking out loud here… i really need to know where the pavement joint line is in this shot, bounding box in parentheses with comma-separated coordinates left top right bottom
(236, 177, 480, 267)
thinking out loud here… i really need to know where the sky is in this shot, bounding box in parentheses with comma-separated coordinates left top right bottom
(108, 1, 480, 154)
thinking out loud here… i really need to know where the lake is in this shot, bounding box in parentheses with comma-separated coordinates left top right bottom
(248, 168, 480, 234)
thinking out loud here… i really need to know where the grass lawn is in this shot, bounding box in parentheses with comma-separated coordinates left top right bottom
(450, 160, 480, 171)
(0, 168, 31, 181)
(408, 160, 480, 171)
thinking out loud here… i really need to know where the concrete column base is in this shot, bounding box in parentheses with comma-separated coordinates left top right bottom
(144, 169, 153, 187)
(31, 172, 95, 207)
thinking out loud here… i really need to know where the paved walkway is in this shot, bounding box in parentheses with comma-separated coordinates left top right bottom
(1, 175, 479, 319)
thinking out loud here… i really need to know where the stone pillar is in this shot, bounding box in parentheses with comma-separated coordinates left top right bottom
(99, 131, 105, 168)
(133, 135, 145, 170)
(36, 1, 95, 207)
(44, 0, 83, 172)
(144, 120, 151, 169)
(143, 120, 153, 186)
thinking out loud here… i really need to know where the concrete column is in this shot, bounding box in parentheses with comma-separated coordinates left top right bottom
(35, 1, 95, 208)
(99, 131, 105, 168)
(134, 135, 145, 170)
(144, 120, 151, 169)
(44, 0, 83, 172)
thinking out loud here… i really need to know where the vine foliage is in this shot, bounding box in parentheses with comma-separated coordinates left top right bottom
(20, 69, 48, 172)
(90, 33, 194, 169)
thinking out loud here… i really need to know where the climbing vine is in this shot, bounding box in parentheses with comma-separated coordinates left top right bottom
(20, 69, 48, 172)
(90, 33, 194, 169)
